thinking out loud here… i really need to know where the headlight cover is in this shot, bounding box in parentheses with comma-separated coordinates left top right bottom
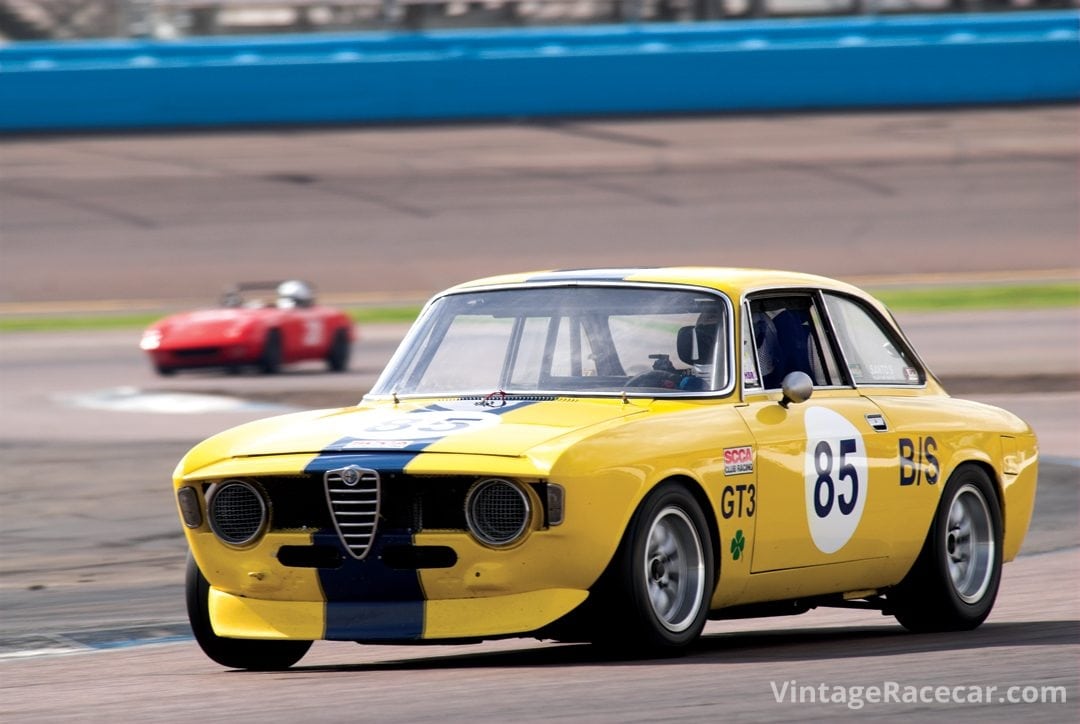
(465, 478, 531, 548)
(207, 480, 268, 546)
(140, 330, 163, 350)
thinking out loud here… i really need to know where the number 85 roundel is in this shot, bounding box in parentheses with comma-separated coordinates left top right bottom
(804, 407, 868, 554)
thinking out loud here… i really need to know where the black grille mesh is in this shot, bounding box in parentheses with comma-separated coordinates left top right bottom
(467, 480, 529, 546)
(209, 482, 266, 545)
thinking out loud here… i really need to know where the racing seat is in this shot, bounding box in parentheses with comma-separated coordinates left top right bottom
(755, 308, 825, 389)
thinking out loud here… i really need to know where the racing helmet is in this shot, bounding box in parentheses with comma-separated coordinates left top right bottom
(277, 280, 315, 308)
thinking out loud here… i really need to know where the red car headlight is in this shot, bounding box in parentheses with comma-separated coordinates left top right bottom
(140, 330, 163, 350)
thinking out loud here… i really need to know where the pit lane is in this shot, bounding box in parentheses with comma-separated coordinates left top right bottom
(1, 107, 1077, 720)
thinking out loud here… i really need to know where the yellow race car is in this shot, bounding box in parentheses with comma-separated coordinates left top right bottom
(173, 268, 1038, 669)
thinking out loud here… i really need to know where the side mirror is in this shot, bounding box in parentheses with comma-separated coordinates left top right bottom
(780, 371, 813, 408)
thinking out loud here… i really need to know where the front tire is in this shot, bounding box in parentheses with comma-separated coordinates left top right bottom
(601, 484, 715, 651)
(889, 464, 1002, 632)
(186, 553, 312, 670)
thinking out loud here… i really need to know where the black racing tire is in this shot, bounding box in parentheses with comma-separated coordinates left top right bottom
(186, 553, 312, 670)
(595, 483, 715, 651)
(258, 329, 283, 374)
(154, 364, 177, 377)
(326, 328, 351, 373)
(888, 464, 1003, 633)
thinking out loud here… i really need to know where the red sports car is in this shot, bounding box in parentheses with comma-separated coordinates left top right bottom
(140, 281, 354, 376)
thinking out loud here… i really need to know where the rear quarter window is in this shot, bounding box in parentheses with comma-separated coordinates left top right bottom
(823, 294, 923, 386)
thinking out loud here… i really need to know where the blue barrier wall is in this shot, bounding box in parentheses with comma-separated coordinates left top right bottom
(1, 12, 1077, 132)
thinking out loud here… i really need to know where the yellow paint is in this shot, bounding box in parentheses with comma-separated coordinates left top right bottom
(423, 589, 588, 639)
(739, 558, 895, 604)
(188, 531, 326, 602)
(209, 587, 325, 640)
(1001, 451, 1038, 561)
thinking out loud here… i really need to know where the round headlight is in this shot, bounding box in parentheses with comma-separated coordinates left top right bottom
(465, 478, 531, 548)
(207, 480, 267, 546)
(139, 330, 162, 350)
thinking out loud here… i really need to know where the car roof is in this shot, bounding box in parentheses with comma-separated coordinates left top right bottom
(445, 267, 868, 301)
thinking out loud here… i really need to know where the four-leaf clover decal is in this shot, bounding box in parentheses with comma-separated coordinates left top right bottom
(730, 529, 746, 561)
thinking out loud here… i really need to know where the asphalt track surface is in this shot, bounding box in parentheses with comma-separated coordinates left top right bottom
(1, 106, 1078, 722)
(2, 105, 1078, 307)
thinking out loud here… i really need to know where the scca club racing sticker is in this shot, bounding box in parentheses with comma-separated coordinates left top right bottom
(723, 446, 754, 476)
(803, 407, 868, 554)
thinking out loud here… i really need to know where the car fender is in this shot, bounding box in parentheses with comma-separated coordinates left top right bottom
(536, 402, 756, 601)
(866, 394, 1038, 570)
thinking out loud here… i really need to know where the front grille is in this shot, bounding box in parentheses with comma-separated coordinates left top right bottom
(208, 471, 549, 566)
(324, 466, 380, 559)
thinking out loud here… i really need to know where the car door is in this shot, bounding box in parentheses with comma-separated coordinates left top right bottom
(279, 306, 332, 361)
(735, 291, 901, 573)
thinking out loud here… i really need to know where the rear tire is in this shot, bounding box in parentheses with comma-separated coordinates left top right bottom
(889, 464, 1002, 632)
(186, 553, 311, 670)
(326, 328, 351, 372)
(258, 330, 282, 374)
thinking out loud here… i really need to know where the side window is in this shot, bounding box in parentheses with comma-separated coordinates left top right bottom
(747, 295, 840, 390)
(823, 294, 923, 386)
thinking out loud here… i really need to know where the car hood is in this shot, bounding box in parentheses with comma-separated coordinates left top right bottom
(218, 397, 648, 460)
(153, 309, 265, 342)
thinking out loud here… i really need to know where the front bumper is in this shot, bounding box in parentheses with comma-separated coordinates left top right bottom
(209, 586, 588, 642)
(150, 344, 258, 369)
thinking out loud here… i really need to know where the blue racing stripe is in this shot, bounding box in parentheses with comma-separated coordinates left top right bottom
(320, 399, 540, 453)
(313, 529, 425, 641)
(302, 400, 543, 641)
(304, 451, 426, 641)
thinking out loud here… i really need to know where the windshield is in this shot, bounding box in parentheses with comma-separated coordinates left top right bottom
(371, 285, 731, 397)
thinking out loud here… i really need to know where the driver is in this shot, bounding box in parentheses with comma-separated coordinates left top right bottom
(276, 280, 315, 308)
